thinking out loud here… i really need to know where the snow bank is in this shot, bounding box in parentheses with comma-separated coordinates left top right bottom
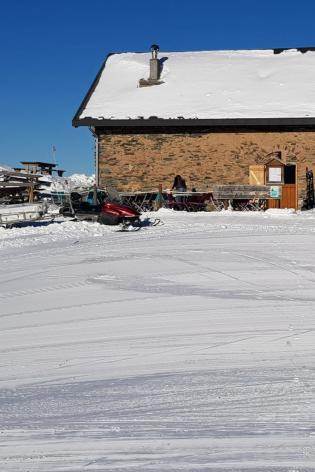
(65, 173, 95, 189)
(38, 173, 96, 193)
(50, 173, 95, 191)
(80, 49, 315, 120)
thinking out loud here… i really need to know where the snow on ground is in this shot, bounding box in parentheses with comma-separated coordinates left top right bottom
(1, 209, 315, 471)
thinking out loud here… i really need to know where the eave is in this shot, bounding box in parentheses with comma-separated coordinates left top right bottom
(72, 117, 315, 130)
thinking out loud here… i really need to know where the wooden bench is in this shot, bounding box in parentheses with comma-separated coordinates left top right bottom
(212, 185, 270, 211)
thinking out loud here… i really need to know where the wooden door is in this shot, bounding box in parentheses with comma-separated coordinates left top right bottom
(280, 184, 296, 209)
(268, 198, 280, 209)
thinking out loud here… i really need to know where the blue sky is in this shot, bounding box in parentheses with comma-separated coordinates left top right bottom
(1, 0, 315, 175)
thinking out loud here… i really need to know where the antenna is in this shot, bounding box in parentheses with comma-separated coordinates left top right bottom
(52, 145, 57, 165)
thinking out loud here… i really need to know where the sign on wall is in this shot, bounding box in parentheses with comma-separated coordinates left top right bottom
(269, 186, 281, 198)
(268, 167, 282, 183)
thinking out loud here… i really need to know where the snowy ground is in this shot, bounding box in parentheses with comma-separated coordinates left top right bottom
(1, 209, 315, 471)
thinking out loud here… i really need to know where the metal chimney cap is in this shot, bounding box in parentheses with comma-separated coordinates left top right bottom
(150, 44, 160, 58)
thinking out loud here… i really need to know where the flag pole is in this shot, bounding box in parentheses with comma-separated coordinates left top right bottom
(52, 145, 57, 165)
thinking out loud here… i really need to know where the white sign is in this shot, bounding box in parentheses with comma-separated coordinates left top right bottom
(268, 167, 282, 183)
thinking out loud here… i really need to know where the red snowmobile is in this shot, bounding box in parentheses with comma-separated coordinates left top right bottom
(61, 187, 159, 230)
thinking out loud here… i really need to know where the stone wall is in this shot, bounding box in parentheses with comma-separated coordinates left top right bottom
(97, 130, 315, 207)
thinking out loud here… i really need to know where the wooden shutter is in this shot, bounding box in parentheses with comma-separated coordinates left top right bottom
(249, 165, 265, 185)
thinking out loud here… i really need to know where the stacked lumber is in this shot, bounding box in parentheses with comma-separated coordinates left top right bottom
(0, 170, 42, 203)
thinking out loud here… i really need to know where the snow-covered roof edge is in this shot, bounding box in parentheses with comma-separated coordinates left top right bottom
(73, 54, 111, 127)
(73, 47, 315, 128)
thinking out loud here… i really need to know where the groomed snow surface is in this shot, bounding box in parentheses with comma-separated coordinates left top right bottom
(1, 208, 315, 471)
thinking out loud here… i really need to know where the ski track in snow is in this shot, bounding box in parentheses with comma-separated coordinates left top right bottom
(0, 209, 315, 471)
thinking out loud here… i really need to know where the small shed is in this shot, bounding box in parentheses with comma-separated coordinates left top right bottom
(20, 162, 65, 177)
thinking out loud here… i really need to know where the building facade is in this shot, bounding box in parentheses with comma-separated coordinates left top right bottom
(74, 47, 315, 209)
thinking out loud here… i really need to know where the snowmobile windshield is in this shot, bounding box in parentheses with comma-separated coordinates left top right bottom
(105, 186, 123, 203)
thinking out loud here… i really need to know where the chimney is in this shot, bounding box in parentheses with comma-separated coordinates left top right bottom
(139, 44, 164, 87)
(149, 44, 160, 81)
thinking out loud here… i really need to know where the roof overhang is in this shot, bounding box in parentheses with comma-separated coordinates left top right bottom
(73, 117, 315, 129)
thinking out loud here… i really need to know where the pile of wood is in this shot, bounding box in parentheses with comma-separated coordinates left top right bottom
(0, 169, 43, 204)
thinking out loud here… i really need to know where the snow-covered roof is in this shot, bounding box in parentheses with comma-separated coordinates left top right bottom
(75, 48, 315, 123)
